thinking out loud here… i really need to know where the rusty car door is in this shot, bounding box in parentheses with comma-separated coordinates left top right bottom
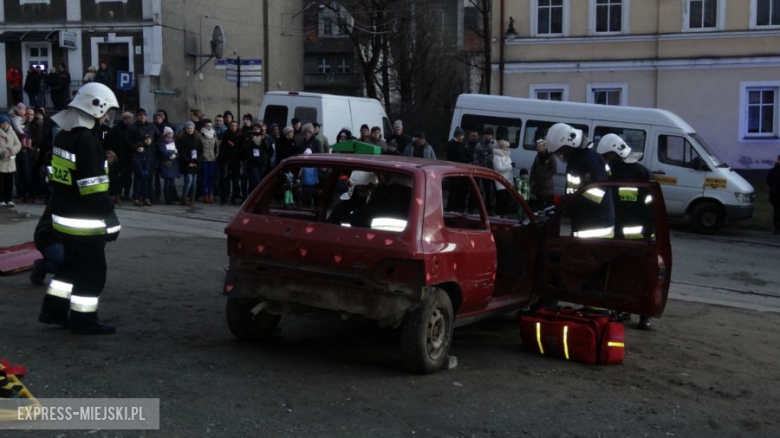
(538, 181, 671, 317)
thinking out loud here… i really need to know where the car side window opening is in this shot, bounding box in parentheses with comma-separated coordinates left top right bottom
(658, 135, 705, 170)
(460, 114, 523, 149)
(523, 120, 590, 150)
(263, 105, 288, 129)
(441, 176, 488, 230)
(593, 126, 647, 155)
(252, 165, 414, 233)
(293, 107, 318, 126)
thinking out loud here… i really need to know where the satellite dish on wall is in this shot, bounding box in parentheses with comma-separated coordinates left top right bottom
(211, 25, 225, 60)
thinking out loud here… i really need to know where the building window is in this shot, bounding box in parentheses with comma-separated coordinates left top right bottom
(740, 82, 780, 140)
(317, 58, 331, 74)
(19, 0, 50, 4)
(755, 0, 780, 27)
(337, 58, 351, 74)
(319, 3, 354, 37)
(535, 0, 566, 36)
(530, 84, 569, 101)
(747, 88, 777, 136)
(684, 0, 726, 31)
(595, 0, 622, 33)
(587, 83, 628, 106)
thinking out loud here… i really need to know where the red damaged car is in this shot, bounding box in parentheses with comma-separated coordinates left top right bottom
(223, 155, 671, 373)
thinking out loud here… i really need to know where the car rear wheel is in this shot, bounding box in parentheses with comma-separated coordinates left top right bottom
(401, 289, 454, 374)
(690, 202, 724, 235)
(226, 297, 281, 341)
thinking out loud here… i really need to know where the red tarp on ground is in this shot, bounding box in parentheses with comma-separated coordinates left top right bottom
(0, 243, 41, 275)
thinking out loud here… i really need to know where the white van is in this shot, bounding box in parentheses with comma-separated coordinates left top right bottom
(258, 91, 391, 147)
(449, 94, 754, 234)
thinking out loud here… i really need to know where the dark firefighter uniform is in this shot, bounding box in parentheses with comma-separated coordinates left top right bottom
(39, 126, 120, 333)
(565, 147, 615, 238)
(609, 159, 653, 239)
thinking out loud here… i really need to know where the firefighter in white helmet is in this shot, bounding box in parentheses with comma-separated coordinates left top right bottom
(596, 133, 654, 330)
(545, 123, 614, 238)
(38, 82, 121, 335)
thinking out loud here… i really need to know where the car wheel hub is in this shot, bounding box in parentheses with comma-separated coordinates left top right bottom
(427, 308, 446, 359)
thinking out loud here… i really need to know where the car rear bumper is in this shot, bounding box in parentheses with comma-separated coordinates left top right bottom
(725, 204, 754, 223)
(225, 258, 426, 324)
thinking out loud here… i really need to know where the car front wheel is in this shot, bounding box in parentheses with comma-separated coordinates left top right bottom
(401, 289, 454, 374)
(226, 297, 281, 341)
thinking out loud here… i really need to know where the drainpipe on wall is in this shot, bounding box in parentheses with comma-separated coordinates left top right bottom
(498, 0, 505, 96)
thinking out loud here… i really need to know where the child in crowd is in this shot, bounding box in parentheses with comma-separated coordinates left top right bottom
(298, 148, 318, 207)
(132, 134, 153, 206)
(159, 127, 180, 205)
(517, 168, 530, 219)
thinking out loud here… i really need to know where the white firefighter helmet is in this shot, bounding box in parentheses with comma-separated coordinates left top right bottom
(596, 133, 632, 159)
(68, 82, 119, 119)
(545, 123, 584, 153)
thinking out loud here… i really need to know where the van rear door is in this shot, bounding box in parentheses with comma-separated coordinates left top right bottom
(538, 181, 671, 317)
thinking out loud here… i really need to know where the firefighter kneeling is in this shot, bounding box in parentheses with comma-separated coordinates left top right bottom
(38, 82, 121, 335)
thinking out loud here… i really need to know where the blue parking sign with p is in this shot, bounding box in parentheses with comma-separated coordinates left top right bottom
(117, 71, 134, 90)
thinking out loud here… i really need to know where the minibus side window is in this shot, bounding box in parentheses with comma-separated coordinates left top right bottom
(460, 114, 523, 148)
(658, 135, 705, 170)
(293, 107, 318, 125)
(594, 126, 647, 155)
(264, 105, 288, 128)
(523, 120, 590, 150)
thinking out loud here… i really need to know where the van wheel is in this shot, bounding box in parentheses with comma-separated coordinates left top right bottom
(401, 289, 454, 374)
(690, 202, 724, 235)
(226, 297, 281, 341)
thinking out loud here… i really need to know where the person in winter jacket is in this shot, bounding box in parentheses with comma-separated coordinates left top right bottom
(0, 115, 22, 207)
(299, 148, 319, 207)
(240, 122, 268, 196)
(200, 119, 218, 203)
(389, 120, 411, 155)
(94, 63, 114, 90)
(473, 127, 497, 212)
(446, 127, 470, 164)
(299, 123, 322, 154)
(367, 126, 388, 152)
(83, 66, 97, 83)
(767, 155, 780, 235)
(446, 127, 470, 211)
(336, 127, 353, 143)
(105, 112, 136, 203)
(159, 127, 180, 205)
(385, 139, 403, 156)
(131, 135, 153, 206)
(493, 140, 515, 217)
(56, 63, 71, 110)
(128, 108, 162, 203)
(24, 66, 42, 109)
(219, 121, 241, 205)
(530, 139, 557, 209)
(178, 121, 202, 206)
(313, 122, 330, 153)
(403, 132, 437, 159)
(276, 126, 299, 164)
(6, 66, 23, 104)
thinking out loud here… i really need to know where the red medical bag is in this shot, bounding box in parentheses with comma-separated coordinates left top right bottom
(517, 307, 625, 365)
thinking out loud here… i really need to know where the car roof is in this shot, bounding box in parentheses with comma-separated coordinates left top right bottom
(281, 154, 488, 174)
